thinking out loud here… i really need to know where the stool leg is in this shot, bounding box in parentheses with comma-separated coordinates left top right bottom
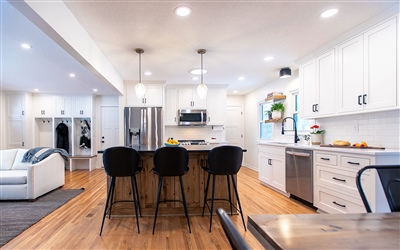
(227, 175, 233, 215)
(131, 176, 140, 234)
(109, 177, 116, 219)
(202, 172, 211, 216)
(100, 176, 115, 235)
(209, 174, 216, 232)
(179, 176, 191, 233)
(133, 175, 141, 217)
(152, 175, 163, 234)
(231, 175, 246, 231)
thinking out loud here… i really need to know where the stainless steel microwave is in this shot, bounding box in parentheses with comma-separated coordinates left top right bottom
(178, 109, 207, 126)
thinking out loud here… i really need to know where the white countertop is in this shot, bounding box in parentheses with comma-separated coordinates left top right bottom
(258, 141, 400, 156)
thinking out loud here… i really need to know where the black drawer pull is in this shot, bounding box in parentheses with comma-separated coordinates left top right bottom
(347, 161, 360, 165)
(333, 201, 346, 208)
(320, 157, 330, 161)
(332, 177, 346, 182)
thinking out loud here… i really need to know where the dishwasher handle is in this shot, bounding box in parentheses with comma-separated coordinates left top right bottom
(286, 151, 311, 157)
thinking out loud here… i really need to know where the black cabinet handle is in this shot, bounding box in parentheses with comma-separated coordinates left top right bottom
(347, 161, 360, 165)
(320, 157, 330, 161)
(315, 104, 319, 112)
(363, 94, 367, 104)
(332, 177, 346, 182)
(268, 159, 272, 165)
(358, 95, 362, 105)
(312, 104, 315, 112)
(333, 201, 346, 208)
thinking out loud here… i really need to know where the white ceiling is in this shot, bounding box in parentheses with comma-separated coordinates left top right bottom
(1, 1, 398, 96)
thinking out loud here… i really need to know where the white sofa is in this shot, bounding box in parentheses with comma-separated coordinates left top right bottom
(0, 148, 65, 200)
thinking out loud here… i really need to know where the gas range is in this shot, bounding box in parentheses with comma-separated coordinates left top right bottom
(178, 140, 209, 146)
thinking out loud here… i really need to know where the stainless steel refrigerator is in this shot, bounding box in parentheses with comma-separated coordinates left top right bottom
(124, 107, 163, 147)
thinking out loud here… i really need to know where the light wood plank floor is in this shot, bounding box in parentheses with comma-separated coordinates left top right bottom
(3, 167, 316, 249)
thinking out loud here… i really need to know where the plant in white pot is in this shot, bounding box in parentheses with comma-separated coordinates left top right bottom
(310, 124, 324, 145)
(270, 102, 285, 119)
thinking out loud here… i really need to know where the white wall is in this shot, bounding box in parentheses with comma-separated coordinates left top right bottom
(0, 91, 6, 149)
(243, 70, 299, 170)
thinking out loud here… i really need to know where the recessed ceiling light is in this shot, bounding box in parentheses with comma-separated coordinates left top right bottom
(264, 56, 274, 61)
(238, 76, 245, 81)
(175, 6, 191, 16)
(144, 71, 152, 76)
(34, 88, 39, 92)
(192, 76, 199, 80)
(93, 89, 98, 92)
(233, 90, 238, 94)
(321, 8, 339, 18)
(190, 68, 207, 75)
(21, 43, 32, 49)
(69, 73, 76, 78)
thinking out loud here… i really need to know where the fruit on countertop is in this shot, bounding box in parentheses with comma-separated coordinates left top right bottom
(352, 141, 368, 147)
(166, 138, 179, 145)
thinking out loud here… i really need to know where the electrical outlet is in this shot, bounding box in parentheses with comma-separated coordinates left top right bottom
(353, 123, 359, 133)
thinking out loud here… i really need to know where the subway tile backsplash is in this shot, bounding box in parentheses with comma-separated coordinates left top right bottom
(165, 126, 226, 142)
(317, 110, 400, 149)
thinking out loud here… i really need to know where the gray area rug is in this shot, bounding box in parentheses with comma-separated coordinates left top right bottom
(0, 188, 84, 247)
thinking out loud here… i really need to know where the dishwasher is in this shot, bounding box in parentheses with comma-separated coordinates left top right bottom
(285, 147, 313, 205)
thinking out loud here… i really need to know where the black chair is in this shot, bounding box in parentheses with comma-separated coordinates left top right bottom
(356, 165, 400, 213)
(217, 208, 251, 250)
(152, 146, 191, 234)
(202, 145, 246, 232)
(100, 147, 142, 235)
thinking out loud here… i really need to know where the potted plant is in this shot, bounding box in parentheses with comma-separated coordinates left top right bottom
(270, 102, 285, 119)
(310, 124, 324, 145)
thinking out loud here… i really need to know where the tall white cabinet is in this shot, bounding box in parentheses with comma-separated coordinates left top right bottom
(126, 83, 163, 107)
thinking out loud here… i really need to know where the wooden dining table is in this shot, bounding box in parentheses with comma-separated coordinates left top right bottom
(247, 212, 400, 249)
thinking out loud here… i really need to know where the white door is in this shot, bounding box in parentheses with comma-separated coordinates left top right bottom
(226, 106, 243, 147)
(101, 106, 119, 150)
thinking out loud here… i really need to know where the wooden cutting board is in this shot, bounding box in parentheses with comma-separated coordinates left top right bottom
(320, 144, 385, 150)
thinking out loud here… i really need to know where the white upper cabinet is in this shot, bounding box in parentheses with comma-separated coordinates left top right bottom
(178, 88, 207, 109)
(206, 89, 227, 125)
(7, 94, 26, 119)
(54, 96, 72, 117)
(74, 96, 93, 117)
(126, 84, 163, 107)
(300, 49, 335, 118)
(338, 17, 397, 114)
(34, 95, 54, 117)
(165, 88, 178, 125)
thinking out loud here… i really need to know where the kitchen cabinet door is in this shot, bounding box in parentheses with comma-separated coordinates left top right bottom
(207, 89, 227, 125)
(74, 96, 93, 117)
(165, 88, 178, 125)
(55, 96, 72, 116)
(300, 59, 317, 118)
(126, 84, 163, 107)
(316, 49, 335, 116)
(337, 35, 364, 113)
(258, 145, 286, 193)
(178, 88, 207, 109)
(34, 95, 54, 117)
(363, 17, 397, 111)
(7, 94, 25, 119)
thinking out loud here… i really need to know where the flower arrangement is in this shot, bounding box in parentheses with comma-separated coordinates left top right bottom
(310, 125, 324, 134)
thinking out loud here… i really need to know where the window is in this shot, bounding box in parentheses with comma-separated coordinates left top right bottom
(259, 102, 273, 139)
(292, 91, 311, 131)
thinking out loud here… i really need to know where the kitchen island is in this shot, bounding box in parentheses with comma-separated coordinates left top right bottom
(103, 145, 246, 216)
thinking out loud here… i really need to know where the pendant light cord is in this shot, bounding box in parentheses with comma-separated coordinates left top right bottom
(201, 53, 203, 84)
(139, 52, 142, 83)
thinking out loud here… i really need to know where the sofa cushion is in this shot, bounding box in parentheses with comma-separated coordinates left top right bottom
(11, 149, 31, 170)
(0, 170, 27, 185)
(0, 149, 18, 170)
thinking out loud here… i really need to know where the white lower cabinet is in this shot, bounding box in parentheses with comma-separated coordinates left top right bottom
(313, 150, 399, 214)
(258, 145, 286, 193)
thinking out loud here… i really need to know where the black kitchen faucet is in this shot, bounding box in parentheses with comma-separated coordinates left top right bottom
(281, 117, 300, 143)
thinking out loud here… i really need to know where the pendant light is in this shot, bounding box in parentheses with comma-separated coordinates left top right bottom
(279, 67, 292, 78)
(135, 48, 145, 98)
(196, 49, 208, 99)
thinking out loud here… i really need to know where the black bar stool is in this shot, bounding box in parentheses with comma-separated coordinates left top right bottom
(152, 146, 191, 234)
(202, 145, 246, 232)
(100, 146, 142, 235)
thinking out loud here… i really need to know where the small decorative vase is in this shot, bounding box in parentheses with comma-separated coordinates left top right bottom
(311, 134, 322, 145)
(271, 111, 282, 119)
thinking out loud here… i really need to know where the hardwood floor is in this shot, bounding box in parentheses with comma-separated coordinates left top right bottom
(3, 167, 316, 249)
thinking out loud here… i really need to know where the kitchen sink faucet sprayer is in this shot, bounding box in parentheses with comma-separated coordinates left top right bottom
(281, 117, 300, 143)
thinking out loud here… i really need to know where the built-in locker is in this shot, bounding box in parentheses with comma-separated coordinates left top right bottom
(54, 118, 72, 155)
(34, 118, 54, 147)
